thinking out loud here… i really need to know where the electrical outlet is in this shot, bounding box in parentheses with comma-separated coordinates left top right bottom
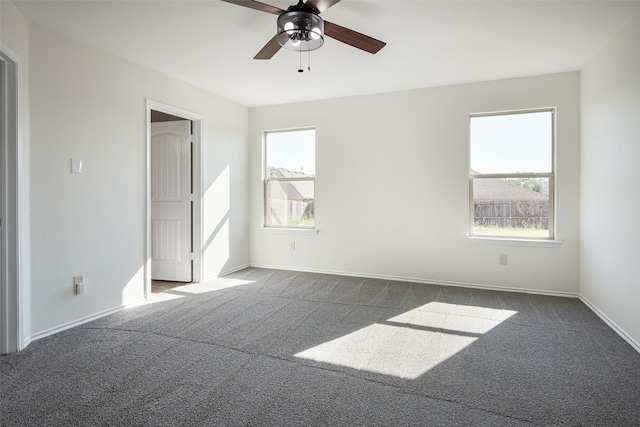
(499, 254, 508, 265)
(74, 275, 85, 294)
(290, 241, 295, 250)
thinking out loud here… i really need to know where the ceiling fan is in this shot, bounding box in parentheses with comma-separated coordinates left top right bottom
(222, 0, 386, 59)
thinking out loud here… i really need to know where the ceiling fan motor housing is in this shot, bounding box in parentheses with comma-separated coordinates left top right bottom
(276, 11, 324, 51)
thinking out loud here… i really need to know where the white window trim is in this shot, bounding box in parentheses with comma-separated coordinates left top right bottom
(260, 227, 319, 235)
(467, 236, 562, 248)
(468, 108, 556, 241)
(263, 127, 316, 230)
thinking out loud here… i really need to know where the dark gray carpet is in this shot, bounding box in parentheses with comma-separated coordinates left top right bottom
(2, 268, 639, 426)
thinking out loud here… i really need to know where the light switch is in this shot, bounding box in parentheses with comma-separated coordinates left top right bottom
(71, 159, 83, 174)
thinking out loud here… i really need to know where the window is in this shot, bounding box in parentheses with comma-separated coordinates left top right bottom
(469, 109, 554, 239)
(264, 128, 315, 228)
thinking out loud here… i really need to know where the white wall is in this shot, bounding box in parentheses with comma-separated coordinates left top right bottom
(250, 73, 581, 294)
(580, 12, 640, 348)
(1, 0, 32, 349)
(27, 23, 249, 337)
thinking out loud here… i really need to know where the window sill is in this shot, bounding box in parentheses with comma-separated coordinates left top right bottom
(261, 227, 319, 236)
(467, 236, 562, 248)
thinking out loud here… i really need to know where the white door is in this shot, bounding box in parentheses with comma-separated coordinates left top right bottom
(151, 120, 192, 282)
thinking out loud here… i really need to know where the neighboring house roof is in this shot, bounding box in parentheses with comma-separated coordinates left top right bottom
(474, 179, 548, 201)
(271, 168, 314, 200)
(275, 168, 313, 179)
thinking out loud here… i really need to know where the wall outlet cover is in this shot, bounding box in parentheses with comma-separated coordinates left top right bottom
(71, 159, 83, 174)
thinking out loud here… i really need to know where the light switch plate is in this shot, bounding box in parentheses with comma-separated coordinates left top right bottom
(71, 159, 83, 174)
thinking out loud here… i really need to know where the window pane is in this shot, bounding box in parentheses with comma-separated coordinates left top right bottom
(266, 129, 315, 176)
(470, 111, 552, 174)
(472, 177, 549, 238)
(266, 180, 315, 227)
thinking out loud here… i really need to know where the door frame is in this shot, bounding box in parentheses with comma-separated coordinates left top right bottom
(1, 43, 22, 354)
(145, 100, 203, 299)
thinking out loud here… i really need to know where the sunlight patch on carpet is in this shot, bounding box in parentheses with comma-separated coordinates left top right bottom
(148, 292, 185, 303)
(171, 278, 255, 294)
(295, 302, 517, 379)
(388, 302, 517, 334)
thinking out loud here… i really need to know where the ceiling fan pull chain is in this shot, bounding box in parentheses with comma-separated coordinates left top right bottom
(298, 46, 304, 73)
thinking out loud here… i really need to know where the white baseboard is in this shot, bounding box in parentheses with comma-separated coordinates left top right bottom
(29, 265, 637, 358)
(248, 263, 579, 298)
(579, 295, 640, 354)
(20, 337, 32, 352)
(28, 299, 145, 343)
(250, 264, 640, 354)
(26, 264, 253, 347)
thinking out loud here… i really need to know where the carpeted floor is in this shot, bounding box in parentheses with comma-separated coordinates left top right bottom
(1, 267, 639, 426)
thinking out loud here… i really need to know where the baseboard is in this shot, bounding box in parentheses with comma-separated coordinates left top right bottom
(248, 263, 579, 299)
(22, 265, 638, 356)
(26, 264, 252, 347)
(20, 337, 32, 352)
(579, 295, 640, 354)
(28, 299, 145, 343)
(248, 264, 638, 354)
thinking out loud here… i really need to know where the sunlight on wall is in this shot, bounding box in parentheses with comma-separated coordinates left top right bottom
(205, 165, 230, 235)
(203, 165, 231, 276)
(121, 266, 145, 303)
(295, 302, 517, 380)
(208, 218, 230, 273)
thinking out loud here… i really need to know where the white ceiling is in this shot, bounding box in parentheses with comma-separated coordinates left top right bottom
(13, 0, 640, 107)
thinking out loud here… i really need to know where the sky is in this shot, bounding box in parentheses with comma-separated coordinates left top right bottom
(266, 128, 316, 175)
(470, 111, 553, 174)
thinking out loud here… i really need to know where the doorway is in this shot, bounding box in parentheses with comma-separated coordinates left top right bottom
(146, 101, 203, 299)
(1, 46, 20, 354)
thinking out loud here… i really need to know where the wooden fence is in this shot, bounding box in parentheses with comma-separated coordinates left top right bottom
(267, 199, 314, 226)
(474, 200, 549, 229)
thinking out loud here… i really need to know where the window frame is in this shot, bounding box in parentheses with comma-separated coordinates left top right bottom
(468, 108, 556, 240)
(263, 127, 316, 230)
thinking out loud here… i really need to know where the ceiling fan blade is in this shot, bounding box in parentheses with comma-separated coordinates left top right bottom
(324, 21, 386, 54)
(254, 35, 282, 59)
(221, 0, 284, 15)
(301, 0, 341, 14)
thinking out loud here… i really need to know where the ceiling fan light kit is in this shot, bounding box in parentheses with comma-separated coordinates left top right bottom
(277, 11, 324, 51)
(223, 0, 386, 64)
